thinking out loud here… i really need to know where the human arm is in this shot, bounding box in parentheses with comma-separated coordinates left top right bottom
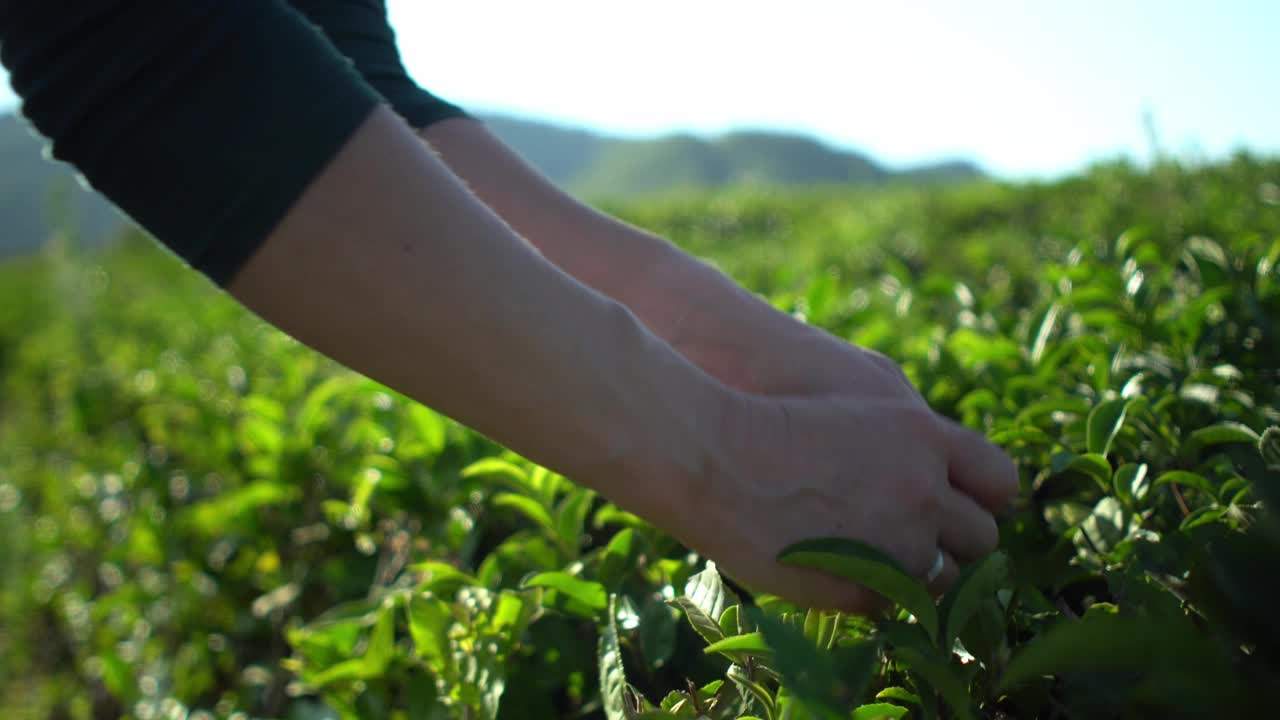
(229, 108, 1015, 609)
(270, 0, 913, 399)
(0, 0, 1015, 611)
(226, 107, 730, 528)
(419, 117, 911, 398)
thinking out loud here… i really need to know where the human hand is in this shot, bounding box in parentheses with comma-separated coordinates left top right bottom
(665, 388, 1018, 613)
(709, 319, 924, 401)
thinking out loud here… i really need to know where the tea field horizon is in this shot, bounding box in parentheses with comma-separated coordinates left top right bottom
(2, 153, 1279, 719)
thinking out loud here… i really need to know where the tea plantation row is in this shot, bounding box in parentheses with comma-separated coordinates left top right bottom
(2, 154, 1278, 719)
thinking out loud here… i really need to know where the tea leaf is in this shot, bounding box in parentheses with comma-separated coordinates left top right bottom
(407, 594, 453, 672)
(778, 538, 937, 642)
(669, 561, 737, 646)
(1182, 422, 1260, 461)
(938, 552, 1009, 652)
(892, 646, 975, 720)
(851, 703, 909, 720)
(1112, 463, 1148, 510)
(703, 632, 770, 660)
(597, 528, 638, 589)
(755, 609, 879, 719)
(1051, 453, 1113, 492)
(554, 486, 596, 553)
(599, 595, 630, 720)
(1087, 397, 1130, 456)
(493, 492, 556, 534)
(1000, 614, 1235, 697)
(523, 572, 608, 612)
(1260, 427, 1280, 470)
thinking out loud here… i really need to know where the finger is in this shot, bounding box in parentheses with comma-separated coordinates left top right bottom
(864, 350, 925, 400)
(937, 486, 1000, 562)
(941, 419, 1019, 513)
(926, 549, 960, 597)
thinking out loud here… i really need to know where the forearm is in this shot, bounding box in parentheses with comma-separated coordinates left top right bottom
(420, 119, 818, 392)
(230, 108, 728, 521)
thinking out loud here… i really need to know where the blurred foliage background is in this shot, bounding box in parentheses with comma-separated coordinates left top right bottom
(1, 152, 1279, 719)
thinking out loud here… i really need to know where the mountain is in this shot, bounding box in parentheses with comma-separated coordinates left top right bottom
(481, 115, 983, 195)
(0, 114, 124, 257)
(0, 111, 983, 256)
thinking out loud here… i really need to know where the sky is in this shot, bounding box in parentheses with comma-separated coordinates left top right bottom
(1, 0, 1276, 179)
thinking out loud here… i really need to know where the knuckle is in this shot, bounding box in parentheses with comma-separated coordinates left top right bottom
(905, 475, 945, 518)
(899, 403, 941, 436)
(869, 350, 913, 383)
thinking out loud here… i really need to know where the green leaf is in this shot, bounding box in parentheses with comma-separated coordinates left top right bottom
(97, 652, 132, 698)
(685, 561, 737, 623)
(1260, 427, 1280, 470)
(599, 595, 630, 720)
(1029, 302, 1061, 366)
(1182, 422, 1260, 461)
(639, 599, 677, 670)
(554, 486, 595, 554)
(669, 596, 726, 647)
(989, 427, 1056, 446)
(597, 528, 637, 589)
(1112, 463, 1148, 510)
(726, 663, 777, 720)
(718, 604, 741, 638)
(755, 610, 878, 719)
(593, 503, 649, 530)
(406, 594, 453, 673)
(800, 607, 828, 648)
(462, 458, 530, 492)
(523, 572, 608, 612)
(493, 492, 556, 534)
(403, 404, 448, 459)
(410, 561, 478, 597)
(874, 687, 921, 706)
(893, 646, 975, 720)
(527, 465, 565, 508)
(183, 481, 300, 536)
(1014, 397, 1091, 425)
(658, 691, 683, 711)
(777, 537, 937, 642)
(999, 614, 1236, 695)
(851, 703, 910, 720)
(703, 632, 771, 660)
(1180, 506, 1229, 531)
(1153, 471, 1217, 497)
(1087, 397, 1130, 456)
(1052, 453, 1113, 492)
(938, 552, 1009, 651)
(1225, 443, 1280, 518)
(308, 657, 373, 687)
(669, 561, 737, 646)
(1192, 529, 1280, 660)
(309, 602, 400, 686)
(489, 591, 533, 651)
(1079, 497, 1128, 555)
(363, 601, 396, 675)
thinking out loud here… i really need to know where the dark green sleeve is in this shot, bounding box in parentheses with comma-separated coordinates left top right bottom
(287, 0, 469, 129)
(0, 1, 384, 286)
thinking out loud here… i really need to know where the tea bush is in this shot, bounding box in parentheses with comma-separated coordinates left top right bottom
(2, 154, 1278, 719)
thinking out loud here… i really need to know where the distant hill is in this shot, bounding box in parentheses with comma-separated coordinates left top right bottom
(0, 111, 983, 256)
(0, 114, 125, 256)
(481, 115, 983, 196)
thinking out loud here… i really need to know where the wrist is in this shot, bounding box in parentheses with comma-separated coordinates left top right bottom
(638, 247, 832, 394)
(572, 299, 740, 533)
